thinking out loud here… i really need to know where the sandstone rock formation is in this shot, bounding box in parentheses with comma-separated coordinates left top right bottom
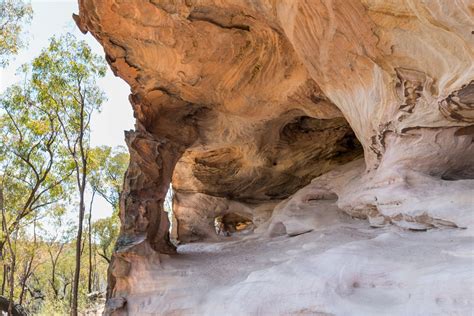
(75, 0, 473, 314)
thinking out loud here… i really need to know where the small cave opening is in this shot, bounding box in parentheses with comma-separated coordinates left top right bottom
(214, 213, 255, 237)
(440, 170, 474, 181)
(164, 184, 179, 245)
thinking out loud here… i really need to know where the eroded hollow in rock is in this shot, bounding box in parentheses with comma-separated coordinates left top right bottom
(214, 213, 255, 237)
(170, 114, 363, 243)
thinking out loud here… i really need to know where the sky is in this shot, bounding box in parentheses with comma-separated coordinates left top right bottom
(0, 1, 135, 220)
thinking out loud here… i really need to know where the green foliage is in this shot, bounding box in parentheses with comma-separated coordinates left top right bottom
(92, 215, 119, 264)
(0, 66, 71, 248)
(28, 33, 108, 315)
(0, 0, 32, 67)
(0, 31, 120, 315)
(89, 146, 128, 210)
(89, 146, 128, 263)
(30, 33, 107, 151)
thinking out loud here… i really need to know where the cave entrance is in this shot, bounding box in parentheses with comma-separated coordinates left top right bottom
(214, 213, 255, 237)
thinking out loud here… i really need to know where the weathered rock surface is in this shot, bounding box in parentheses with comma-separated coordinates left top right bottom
(109, 176, 474, 315)
(75, 0, 473, 314)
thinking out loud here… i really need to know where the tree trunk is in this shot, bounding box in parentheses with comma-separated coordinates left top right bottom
(71, 181, 86, 316)
(87, 191, 95, 294)
(1, 265, 5, 296)
(51, 263, 58, 299)
(93, 246, 98, 291)
(1, 185, 16, 316)
(48, 242, 64, 300)
(18, 261, 30, 306)
(7, 234, 16, 316)
(19, 218, 36, 306)
(0, 186, 4, 296)
(71, 92, 88, 316)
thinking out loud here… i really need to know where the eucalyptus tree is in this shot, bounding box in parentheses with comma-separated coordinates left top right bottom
(89, 146, 128, 211)
(0, 0, 32, 67)
(87, 145, 128, 292)
(89, 145, 128, 267)
(0, 65, 71, 314)
(30, 33, 107, 315)
(41, 216, 75, 302)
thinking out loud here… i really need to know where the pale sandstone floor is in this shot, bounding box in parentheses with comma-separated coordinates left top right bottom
(123, 197, 474, 316)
